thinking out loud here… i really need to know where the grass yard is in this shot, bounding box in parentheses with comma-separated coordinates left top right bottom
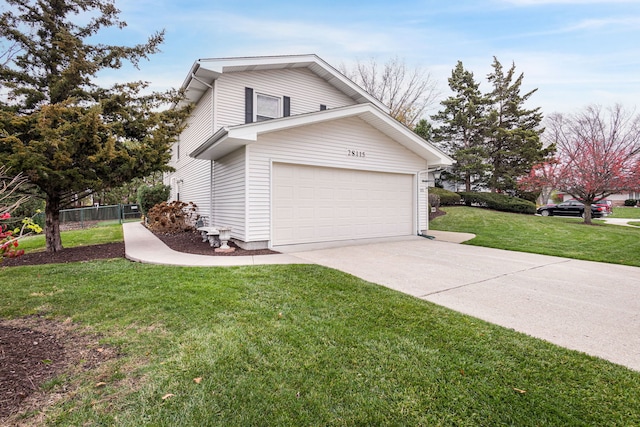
(430, 206, 640, 266)
(2, 260, 640, 426)
(3, 214, 640, 424)
(16, 223, 123, 252)
(611, 206, 640, 219)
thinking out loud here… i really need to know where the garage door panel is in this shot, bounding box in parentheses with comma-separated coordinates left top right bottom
(273, 164, 413, 246)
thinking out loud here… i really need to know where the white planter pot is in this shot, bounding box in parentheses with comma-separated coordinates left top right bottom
(217, 227, 231, 250)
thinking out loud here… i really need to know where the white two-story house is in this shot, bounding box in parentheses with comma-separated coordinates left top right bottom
(165, 54, 453, 250)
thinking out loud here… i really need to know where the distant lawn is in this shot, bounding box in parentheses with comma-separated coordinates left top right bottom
(430, 206, 640, 266)
(2, 260, 639, 426)
(16, 223, 123, 253)
(611, 206, 640, 219)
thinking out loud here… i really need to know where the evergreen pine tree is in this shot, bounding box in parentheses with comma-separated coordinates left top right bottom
(485, 57, 550, 193)
(0, 0, 191, 252)
(431, 61, 491, 192)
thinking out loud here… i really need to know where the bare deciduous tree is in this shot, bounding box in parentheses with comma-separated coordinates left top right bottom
(0, 166, 29, 215)
(0, 40, 21, 67)
(340, 56, 439, 128)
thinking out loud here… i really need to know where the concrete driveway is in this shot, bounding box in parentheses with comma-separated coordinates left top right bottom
(287, 235, 640, 371)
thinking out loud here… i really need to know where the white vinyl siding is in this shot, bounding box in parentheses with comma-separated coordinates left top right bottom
(165, 88, 214, 217)
(164, 158, 212, 218)
(213, 147, 247, 240)
(176, 160, 211, 212)
(246, 116, 428, 242)
(214, 68, 356, 130)
(181, 88, 214, 157)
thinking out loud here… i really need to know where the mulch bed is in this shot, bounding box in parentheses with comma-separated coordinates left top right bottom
(2, 228, 278, 268)
(0, 316, 119, 424)
(153, 229, 279, 256)
(1, 242, 126, 267)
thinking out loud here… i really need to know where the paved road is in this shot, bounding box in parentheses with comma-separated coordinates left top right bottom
(288, 237, 640, 371)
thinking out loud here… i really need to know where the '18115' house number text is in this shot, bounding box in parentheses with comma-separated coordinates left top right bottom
(347, 149, 366, 158)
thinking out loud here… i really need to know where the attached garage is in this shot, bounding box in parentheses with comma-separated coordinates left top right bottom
(272, 163, 414, 246)
(190, 103, 453, 249)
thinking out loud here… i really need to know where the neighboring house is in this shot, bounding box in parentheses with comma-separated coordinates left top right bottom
(558, 191, 640, 206)
(165, 54, 453, 249)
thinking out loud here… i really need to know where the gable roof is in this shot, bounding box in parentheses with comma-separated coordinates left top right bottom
(190, 103, 453, 167)
(180, 54, 388, 112)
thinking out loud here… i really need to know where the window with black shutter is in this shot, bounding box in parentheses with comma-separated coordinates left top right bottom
(245, 87, 254, 124)
(246, 88, 290, 122)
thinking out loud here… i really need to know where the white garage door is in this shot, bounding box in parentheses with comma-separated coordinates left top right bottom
(273, 163, 414, 246)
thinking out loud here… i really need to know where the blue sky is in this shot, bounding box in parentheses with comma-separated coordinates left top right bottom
(96, 0, 640, 116)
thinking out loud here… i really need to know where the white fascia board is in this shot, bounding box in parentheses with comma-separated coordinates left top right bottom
(354, 107, 454, 166)
(195, 54, 317, 73)
(180, 61, 201, 91)
(190, 104, 454, 165)
(189, 108, 358, 161)
(193, 54, 389, 112)
(189, 127, 229, 160)
(306, 56, 389, 112)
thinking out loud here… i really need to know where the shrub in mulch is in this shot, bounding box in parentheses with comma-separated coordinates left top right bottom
(146, 201, 198, 234)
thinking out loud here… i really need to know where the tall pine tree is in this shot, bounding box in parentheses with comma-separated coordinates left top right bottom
(431, 61, 490, 192)
(0, 0, 191, 252)
(485, 57, 550, 193)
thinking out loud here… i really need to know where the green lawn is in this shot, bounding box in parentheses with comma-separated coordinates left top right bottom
(3, 217, 640, 424)
(611, 206, 640, 219)
(16, 223, 123, 252)
(2, 260, 639, 426)
(430, 206, 640, 266)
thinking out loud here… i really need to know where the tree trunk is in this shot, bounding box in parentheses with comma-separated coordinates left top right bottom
(45, 194, 63, 252)
(465, 172, 471, 192)
(583, 204, 593, 225)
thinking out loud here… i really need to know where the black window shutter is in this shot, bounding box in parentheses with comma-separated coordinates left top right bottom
(283, 96, 291, 117)
(245, 87, 253, 123)
(320, 104, 327, 111)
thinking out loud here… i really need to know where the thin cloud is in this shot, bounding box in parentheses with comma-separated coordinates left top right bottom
(195, 12, 397, 55)
(81, 0, 639, 114)
(483, 16, 640, 41)
(502, 0, 637, 4)
(563, 16, 640, 31)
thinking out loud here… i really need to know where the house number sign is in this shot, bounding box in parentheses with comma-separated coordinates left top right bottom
(347, 149, 366, 158)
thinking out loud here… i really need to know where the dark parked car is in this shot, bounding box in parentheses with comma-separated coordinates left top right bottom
(536, 200, 606, 218)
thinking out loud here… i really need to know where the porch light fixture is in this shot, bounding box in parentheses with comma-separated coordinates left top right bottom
(422, 168, 443, 183)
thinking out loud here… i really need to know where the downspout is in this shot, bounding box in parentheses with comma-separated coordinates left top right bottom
(210, 160, 214, 227)
(209, 82, 215, 227)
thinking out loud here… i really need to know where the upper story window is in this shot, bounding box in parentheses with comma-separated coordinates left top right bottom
(256, 93, 281, 122)
(245, 87, 290, 124)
